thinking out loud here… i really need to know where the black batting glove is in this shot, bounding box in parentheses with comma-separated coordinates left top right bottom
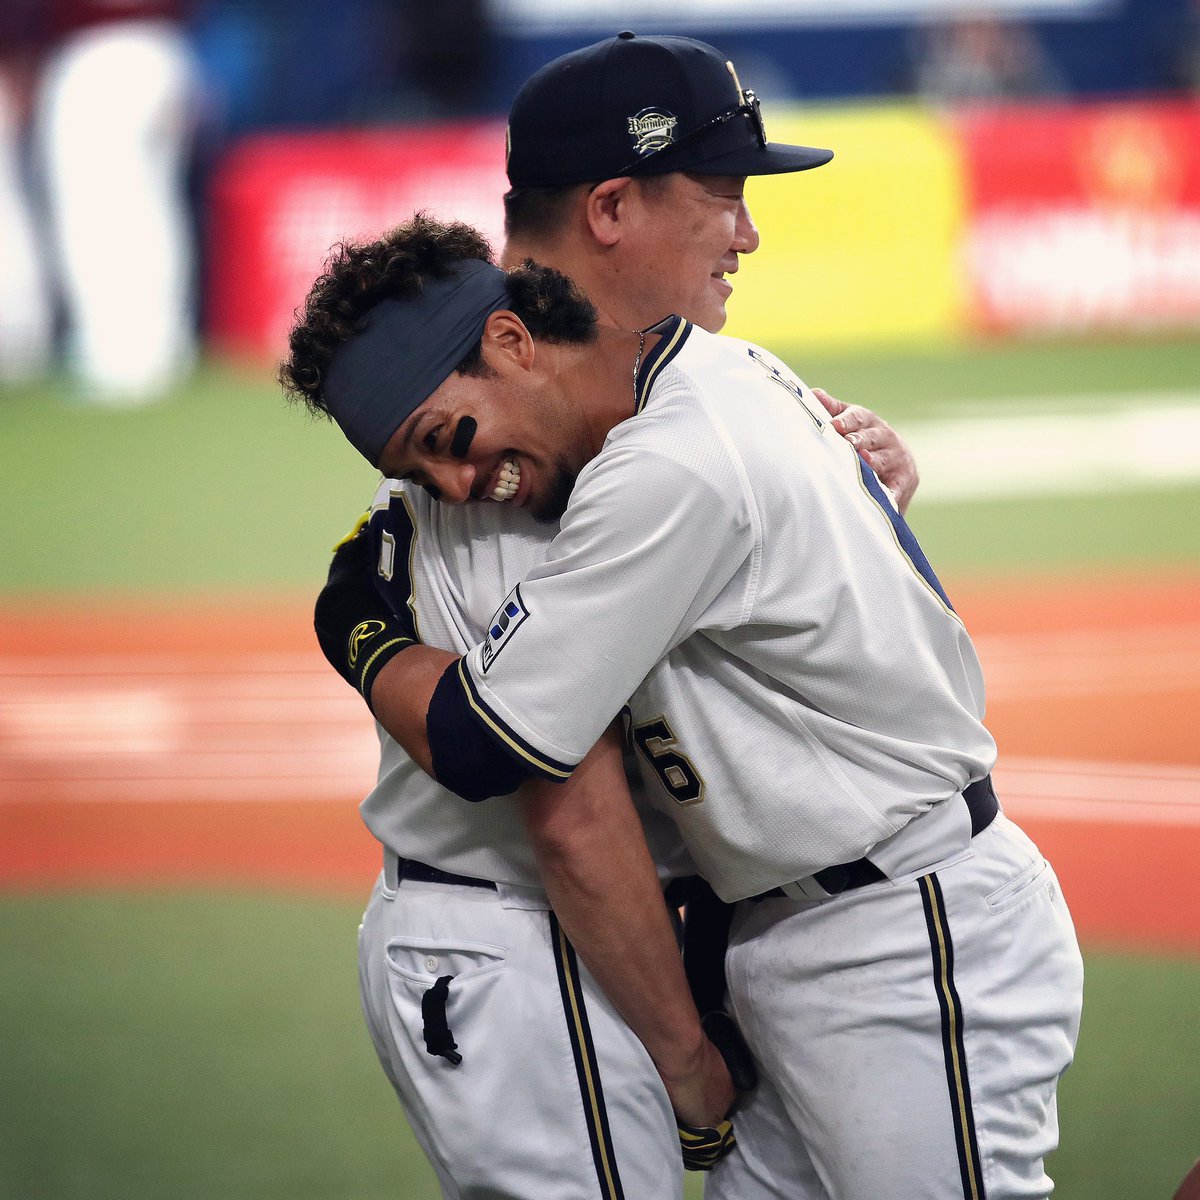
(314, 521, 418, 710)
(677, 1118, 737, 1171)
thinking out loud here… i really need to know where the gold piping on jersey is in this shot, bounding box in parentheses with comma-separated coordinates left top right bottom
(456, 660, 574, 779)
(854, 462, 962, 625)
(550, 914, 627, 1200)
(920, 873, 987, 1200)
(634, 316, 692, 414)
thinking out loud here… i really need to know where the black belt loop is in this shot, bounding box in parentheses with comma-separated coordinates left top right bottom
(962, 774, 998, 835)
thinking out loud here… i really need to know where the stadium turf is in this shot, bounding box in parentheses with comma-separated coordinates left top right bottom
(2, 336, 1198, 1198)
(0, 892, 1198, 1200)
(2, 334, 1200, 594)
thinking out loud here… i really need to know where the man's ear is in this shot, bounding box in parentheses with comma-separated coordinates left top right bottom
(585, 177, 636, 248)
(481, 310, 535, 373)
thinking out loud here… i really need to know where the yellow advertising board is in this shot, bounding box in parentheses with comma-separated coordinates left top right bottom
(724, 103, 968, 352)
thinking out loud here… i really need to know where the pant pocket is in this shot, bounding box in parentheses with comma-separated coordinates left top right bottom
(384, 937, 508, 1067)
(984, 857, 1051, 915)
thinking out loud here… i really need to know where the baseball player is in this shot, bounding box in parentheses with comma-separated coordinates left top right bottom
(287, 34, 924, 1200)
(287, 210, 1085, 1199)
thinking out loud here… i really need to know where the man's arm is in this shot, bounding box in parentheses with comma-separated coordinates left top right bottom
(518, 723, 736, 1129)
(312, 517, 449, 771)
(813, 387, 920, 514)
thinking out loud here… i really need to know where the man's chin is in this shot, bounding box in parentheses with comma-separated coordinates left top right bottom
(530, 463, 577, 524)
(699, 293, 729, 335)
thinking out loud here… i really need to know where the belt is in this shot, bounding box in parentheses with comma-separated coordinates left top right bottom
(386, 851, 498, 891)
(752, 775, 999, 901)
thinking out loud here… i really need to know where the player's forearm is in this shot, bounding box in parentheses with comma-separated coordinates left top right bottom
(366, 647, 456, 776)
(519, 729, 734, 1127)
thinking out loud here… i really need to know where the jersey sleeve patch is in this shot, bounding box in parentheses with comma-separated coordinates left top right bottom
(480, 585, 529, 673)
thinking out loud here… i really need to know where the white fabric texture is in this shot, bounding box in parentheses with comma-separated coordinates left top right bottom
(710, 816, 1084, 1200)
(358, 873, 683, 1200)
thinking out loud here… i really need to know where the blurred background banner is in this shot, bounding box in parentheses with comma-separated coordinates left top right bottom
(205, 98, 1200, 356)
(959, 101, 1200, 333)
(490, 0, 1115, 29)
(206, 123, 508, 357)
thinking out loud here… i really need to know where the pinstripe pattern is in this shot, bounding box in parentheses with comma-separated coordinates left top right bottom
(920, 872, 987, 1200)
(550, 913, 626, 1200)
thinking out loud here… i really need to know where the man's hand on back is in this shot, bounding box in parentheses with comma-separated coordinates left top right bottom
(814, 387, 920, 514)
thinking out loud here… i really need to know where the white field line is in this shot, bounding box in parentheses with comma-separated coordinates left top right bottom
(903, 394, 1200, 503)
(973, 623, 1200, 701)
(995, 758, 1200, 827)
(2, 635, 1198, 817)
(0, 656, 378, 801)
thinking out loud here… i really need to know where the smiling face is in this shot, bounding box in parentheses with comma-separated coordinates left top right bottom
(376, 341, 587, 524)
(616, 172, 760, 332)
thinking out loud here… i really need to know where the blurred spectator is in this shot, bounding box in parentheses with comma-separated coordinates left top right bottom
(37, 0, 201, 403)
(0, 0, 52, 383)
(1165, 0, 1200, 92)
(910, 15, 1064, 105)
(0, 0, 201, 403)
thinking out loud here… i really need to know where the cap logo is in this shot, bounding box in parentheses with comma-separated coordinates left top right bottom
(627, 108, 677, 157)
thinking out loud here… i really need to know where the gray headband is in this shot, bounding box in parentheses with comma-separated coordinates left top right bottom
(322, 259, 510, 466)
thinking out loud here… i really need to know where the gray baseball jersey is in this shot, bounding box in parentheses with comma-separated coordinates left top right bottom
(450, 317, 997, 900)
(359, 486, 693, 889)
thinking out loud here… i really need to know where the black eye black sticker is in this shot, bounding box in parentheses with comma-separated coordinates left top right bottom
(450, 416, 477, 458)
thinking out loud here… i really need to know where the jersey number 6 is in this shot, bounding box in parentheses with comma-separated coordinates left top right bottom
(633, 717, 705, 806)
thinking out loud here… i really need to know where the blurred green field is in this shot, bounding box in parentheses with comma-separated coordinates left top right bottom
(0, 892, 1195, 1200)
(1, 893, 1198, 1200)
(2, 335, 1199, 1199)
(2, 333, 1199, 596)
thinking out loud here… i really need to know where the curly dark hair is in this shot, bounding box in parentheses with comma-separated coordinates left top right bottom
(279, 212, 598, 422)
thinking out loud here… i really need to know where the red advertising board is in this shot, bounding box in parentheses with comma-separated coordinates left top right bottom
(206, 122, 508, 358)
(205, 102, 1200, 355)
(956, 102, 1200, 334)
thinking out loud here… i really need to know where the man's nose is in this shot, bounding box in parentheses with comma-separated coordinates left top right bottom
(734, 201, 761, 254)
(427, 460, 477, 504)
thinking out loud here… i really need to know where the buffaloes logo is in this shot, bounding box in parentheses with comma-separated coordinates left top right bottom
(348, 619, 387, 666)
(627, 108, 677, 157)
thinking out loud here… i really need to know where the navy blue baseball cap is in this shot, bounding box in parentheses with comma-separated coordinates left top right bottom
(505, 31, 833, 189)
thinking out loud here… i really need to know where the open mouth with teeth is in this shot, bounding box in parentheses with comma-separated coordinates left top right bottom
(491, 458, 520, 501)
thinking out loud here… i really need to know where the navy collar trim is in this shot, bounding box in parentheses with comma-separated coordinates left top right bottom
(634, 315, 691, 414)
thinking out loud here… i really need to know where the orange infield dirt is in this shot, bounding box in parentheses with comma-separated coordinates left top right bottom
(2, 572, 1198, 953)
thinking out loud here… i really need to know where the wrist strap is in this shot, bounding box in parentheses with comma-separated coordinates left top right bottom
(348, 620, 415, 708)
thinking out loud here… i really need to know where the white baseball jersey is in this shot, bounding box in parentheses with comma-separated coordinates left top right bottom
(359, 483, 694, 890)
(356, 317, 1080, 1200)
(454, 317, 997, 900)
